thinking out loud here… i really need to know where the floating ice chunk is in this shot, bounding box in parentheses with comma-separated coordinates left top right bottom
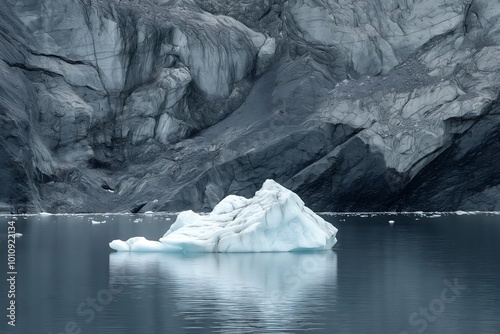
(109, 237, 182, 252)
(92, 220, 102, 224)
(455, 211, 475, 216)
(110, 180, 338, 253)
(14, 233, 22, 238)
(389, 220, 395, 224)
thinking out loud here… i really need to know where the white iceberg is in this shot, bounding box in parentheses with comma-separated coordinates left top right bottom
(109, 180, 338, 253)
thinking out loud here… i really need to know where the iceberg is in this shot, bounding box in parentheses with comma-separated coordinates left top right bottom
(109, 180, 338, 253)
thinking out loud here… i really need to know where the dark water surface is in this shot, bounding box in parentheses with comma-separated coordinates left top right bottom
(0, 213, 499, 334)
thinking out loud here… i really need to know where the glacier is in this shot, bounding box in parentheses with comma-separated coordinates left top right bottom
(109, 180, 337, 253)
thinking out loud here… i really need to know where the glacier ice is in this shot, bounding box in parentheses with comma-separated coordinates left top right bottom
(109, 180, 338, 253)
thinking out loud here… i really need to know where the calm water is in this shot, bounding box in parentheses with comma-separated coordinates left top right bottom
(0, 213, 499, 334)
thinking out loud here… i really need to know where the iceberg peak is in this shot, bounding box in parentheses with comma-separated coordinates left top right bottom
(109, 180, 338, 253)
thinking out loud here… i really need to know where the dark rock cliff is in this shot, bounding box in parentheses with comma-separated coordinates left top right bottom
(1, 0, 499, 213)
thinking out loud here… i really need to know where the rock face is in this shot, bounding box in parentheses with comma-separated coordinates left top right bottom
(1, 0, 500, 213)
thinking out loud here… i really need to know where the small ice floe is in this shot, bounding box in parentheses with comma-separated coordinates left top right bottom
(40, 212, 52, 216)
(144, 211, 154, 215)
(14, 233, 22, 238)
(133, 218, 143, 223)
(455, 211, 477, 216)
(389, 220, 395, 224)
(92, 220, 106, 224)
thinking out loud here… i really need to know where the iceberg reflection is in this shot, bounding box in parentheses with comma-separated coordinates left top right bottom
(110, 251, 337, 332)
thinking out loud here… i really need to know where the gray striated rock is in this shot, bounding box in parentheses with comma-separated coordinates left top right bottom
(120, 66, 192, 144)
(1, 0, 500, 213)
